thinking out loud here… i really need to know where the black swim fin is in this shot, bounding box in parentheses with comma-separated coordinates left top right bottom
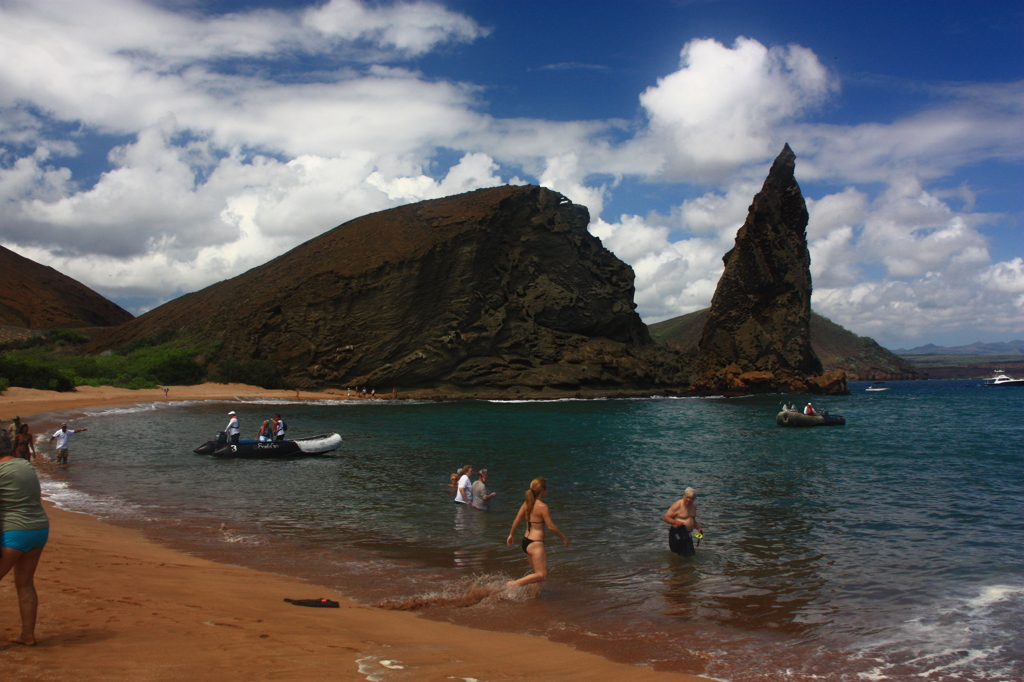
(284, 598, 340, 608)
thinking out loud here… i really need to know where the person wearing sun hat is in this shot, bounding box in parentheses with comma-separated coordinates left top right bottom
(225, 411, 240, 444)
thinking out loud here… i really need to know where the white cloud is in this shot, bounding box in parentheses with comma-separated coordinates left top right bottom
(591, 215, 728, 322)
(0, 147, 75, 207)
(366, 152, 509, 201)
(814, 255, 1024, 347)
(538, 153, 607, 219)
(800, 180, 1017, 345)
(303, 0, 487, 55)
(859, 176, 992, 279)
(638, 37, 836, 180)
(791, 83, 1024, 184)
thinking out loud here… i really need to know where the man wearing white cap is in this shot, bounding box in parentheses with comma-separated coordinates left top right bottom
(225, 411, 240, 444)
(49, 423, 88, 465)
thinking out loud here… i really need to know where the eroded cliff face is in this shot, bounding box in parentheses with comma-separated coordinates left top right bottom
(87, 185, 691, 392)
(693, 146, 847, 395)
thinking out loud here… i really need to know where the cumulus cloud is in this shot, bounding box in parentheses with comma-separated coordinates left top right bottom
(814, 255, 1024, 347)
(638, 37, 836, 180)
(799, 176, 1022, 345)
(591, 213, 732, 322)
(791, 82, 1024, 184)
(367, 152, 515, 201)
(1, 0, 485, 72)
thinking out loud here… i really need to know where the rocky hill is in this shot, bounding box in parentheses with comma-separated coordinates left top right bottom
(85, 185, 692, 394)
(690, 145, 846, 395)
(650, 309, 924, 381)
(0, 245, 134, 330)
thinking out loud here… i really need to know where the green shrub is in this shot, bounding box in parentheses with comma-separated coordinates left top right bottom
(138, 348, 205, 385)
(0, 351, 76, 391)
(209, 358, 282, 389)
(115, 329, 178, 356)
(44, 328, 88, 345)
(0, 377, 9, 392)
(0, 331, 206, 391)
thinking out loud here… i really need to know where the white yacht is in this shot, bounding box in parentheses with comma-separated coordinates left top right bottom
(982, 370, 1024, 387)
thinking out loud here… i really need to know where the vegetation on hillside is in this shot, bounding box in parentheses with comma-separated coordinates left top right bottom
(0, 329, 201, 391)
(647, 309, 707, 351)
(807, 313, 923, 380)
(0, 328, 284, 392)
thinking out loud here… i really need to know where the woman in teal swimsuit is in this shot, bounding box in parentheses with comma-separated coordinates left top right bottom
(505, 477, 570, 588)
(0, 444, 49, 645)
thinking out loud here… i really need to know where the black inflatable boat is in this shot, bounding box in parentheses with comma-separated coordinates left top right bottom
(194, 431, 343, 458)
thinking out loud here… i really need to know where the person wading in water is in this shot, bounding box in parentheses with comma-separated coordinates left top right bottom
(506, 477, 569, 588)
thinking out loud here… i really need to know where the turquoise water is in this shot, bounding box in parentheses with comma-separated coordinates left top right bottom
(36, 380, 1023, 681)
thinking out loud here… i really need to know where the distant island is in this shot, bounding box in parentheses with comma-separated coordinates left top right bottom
(894, 340, 1024, 356)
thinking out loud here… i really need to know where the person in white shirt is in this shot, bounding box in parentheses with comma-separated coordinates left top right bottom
(225, 411, 240, 444)
(49, 423, 88, 465)
(453, 465, 473, 504)
(803, 403, 817, 416)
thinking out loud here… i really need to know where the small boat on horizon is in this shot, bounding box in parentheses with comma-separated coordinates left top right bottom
(865, 382, 891, 392)
(193, 431, 343, 458)
(982, 370, 1024, 388)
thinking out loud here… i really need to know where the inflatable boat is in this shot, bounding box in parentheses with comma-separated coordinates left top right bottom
(775, 406, 845, 427)
(194, 431, 343, 458)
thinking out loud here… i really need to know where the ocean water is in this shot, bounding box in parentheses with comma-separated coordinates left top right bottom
(32, 380, 1023, 681)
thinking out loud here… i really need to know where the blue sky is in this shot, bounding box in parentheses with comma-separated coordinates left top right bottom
(1, 0, 1021, 348)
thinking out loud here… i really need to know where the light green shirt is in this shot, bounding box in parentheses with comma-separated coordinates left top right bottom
(0, 458, 49, 532)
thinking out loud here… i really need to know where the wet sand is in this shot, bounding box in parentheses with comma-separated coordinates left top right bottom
(1, 385, 709, 681)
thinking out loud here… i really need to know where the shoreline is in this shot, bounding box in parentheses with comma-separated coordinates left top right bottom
(1, 384, 710, 681)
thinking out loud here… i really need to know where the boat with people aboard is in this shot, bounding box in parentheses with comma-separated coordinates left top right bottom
(982, 370, 1024, 387)
(775, 403, 846, 427)
(193, 431, 343, 458)
(865, 382, 891, 391)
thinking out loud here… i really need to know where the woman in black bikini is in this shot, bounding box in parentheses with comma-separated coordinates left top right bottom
(505, 477, 569, 588)
(13, 424, 34, 461)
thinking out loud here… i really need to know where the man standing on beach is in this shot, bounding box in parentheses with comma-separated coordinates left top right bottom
(453, 465, 473, 505)
(225, 411, 240, 444)
(49, 423, 88, 465)
(471, 469, 497, 510)
(662, 488, 704, 557)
